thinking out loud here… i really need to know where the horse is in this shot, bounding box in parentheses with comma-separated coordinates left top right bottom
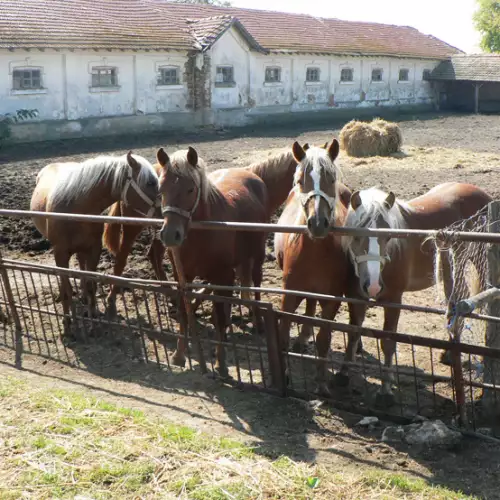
(340, 182, 492, 406)
(103, 148, 300, 310)
(102, 163, 166, 316)
(274, 139, 365, 394)
(157, 146, 299, 376)
(31, 152, 159, 335)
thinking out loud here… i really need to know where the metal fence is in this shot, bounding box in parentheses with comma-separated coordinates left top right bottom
(1, 209, 500, 431)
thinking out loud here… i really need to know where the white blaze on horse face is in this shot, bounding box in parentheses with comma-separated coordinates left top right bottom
(309, 166, 321, 224)
(367, 237, 382, 298)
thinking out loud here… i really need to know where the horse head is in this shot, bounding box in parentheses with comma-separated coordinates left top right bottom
(344, 189, 398, 299)
(158, 146, 204, 247)
(292, 138, 341, 238)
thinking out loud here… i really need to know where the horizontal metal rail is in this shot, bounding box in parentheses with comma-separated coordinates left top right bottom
(3, 258, 498, 325)
(0, 208, 498, 243)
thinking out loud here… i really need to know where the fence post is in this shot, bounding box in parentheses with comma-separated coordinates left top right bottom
(263, 307, 286, 396)
(484, 201, 500, 415)
(0, 250, 23, 368)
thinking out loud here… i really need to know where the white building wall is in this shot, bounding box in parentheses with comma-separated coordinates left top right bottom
(210, 27, 250, 109)
(0, 52, 65, 120)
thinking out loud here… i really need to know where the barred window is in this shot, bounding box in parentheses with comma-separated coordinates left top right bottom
(371, 68, 383, 82)
(265, 66, 281, 83)
(157, 66, 180, 86)
(399, 68, 410, 82)
(216, 66, 234, 84)
(340, 68, 354, 82)
(12, 69, 42, 90)
(306, 67, 320, 82)
(91, 67, 118, 87)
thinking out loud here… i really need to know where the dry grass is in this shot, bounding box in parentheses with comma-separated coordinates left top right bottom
(0, 376, 477, 499)
(339, 118, 403, 158)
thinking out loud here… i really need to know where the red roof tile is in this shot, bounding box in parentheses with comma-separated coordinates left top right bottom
(0, 0, 462, 58)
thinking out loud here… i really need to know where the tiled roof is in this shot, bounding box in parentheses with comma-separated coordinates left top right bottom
(0, 0, 462, 59)
(187, 15, 266, 53)
(429, 55, 500, 82)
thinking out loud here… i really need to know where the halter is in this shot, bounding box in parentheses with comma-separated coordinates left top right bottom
(121, 165, 158, 218)
(161, 173, 202, 221)
(293, 169, 336, 222)
(348, 248, 391, 277)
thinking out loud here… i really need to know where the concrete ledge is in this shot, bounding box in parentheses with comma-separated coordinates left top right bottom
(7, 103, 436, 144)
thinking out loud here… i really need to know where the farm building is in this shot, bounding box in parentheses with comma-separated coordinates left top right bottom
(428, 54, 500, 114)
(0, 0, 462, 142)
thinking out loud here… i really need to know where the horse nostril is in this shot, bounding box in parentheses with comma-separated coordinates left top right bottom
(323, 218, 329, 229)
(307, 218, 313, 230)
(174, 230, 181, 242)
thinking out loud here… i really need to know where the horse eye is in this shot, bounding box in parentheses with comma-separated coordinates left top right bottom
(147, 179, 156, 186)
(187, 187, 194, 194)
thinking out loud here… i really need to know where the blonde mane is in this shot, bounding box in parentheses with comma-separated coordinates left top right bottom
(342, 187, 412, 255)
(49, 153, 157, 208)
(168, 149, 218, 204)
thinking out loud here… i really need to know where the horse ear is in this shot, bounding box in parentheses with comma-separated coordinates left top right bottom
(187, 146, 198, 167)
(384, 191, 396, 210)
(156, 148, 170, 168)
(351, 191, 362, 211)
(126, 151, 140, 172)
(327, 139, 340, 161)
(302, 143, 310, 151)
(292, 141, 306, 163)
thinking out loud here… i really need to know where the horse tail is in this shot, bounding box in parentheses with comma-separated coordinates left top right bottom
(103, 202, 122, 256)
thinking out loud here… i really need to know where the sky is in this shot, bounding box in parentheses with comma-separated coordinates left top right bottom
(230, 0, 482, 54)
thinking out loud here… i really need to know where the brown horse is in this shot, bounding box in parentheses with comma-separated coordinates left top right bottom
(31, 152, 159, 334)
(103, 163, 166, 316)
(157, 146, 299, 375)
(103, 149, 300, 308)
(274, 139, 364, 394)
(341, 182, 492, 406)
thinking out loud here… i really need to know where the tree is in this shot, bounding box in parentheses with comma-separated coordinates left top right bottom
(474, 0, 500, 52)
(169, 0, 232, 6)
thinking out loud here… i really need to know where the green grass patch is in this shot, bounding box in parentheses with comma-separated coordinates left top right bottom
(0, 376, 480, 500)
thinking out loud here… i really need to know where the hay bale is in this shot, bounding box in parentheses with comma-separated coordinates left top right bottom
(339, 118, 403, 157)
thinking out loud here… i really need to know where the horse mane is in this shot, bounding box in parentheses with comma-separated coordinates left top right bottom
(342, 187, 412, 255)
(168, 150, 218, 205)
(49, 154, 157, 208)
(247, 150, 296, 181)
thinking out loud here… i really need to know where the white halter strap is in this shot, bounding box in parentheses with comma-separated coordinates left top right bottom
(294, 185, 336, 213)
(161, 175, 202, 221)
(348, 248, 391, 277)
(121, 165, 157, 218)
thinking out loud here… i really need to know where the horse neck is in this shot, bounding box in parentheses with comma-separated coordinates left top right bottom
(191, 175, 221, 221)
(249, 154, 297, 214)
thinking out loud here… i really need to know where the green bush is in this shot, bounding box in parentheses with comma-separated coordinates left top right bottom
(0, 109, 39, 147)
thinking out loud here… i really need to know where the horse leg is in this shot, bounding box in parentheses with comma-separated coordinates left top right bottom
(375, 305, 401, 407)
(314, 300, 340, 396)
(292, 298, 316, 353)
(237, 262, 252, 301)
(54, 248, 73, 336)
(211, 269, 235, 379)
(106, 225, 141, 317)
(334, 302, 367, 387)
(172, 296, 188, 368)
(84, 242, 102, 320)
(251, 251, 266, 335)
(278, 293, 301, 385)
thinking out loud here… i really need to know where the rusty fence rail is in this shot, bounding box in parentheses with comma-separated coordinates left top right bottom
(0, 209, 499, 430)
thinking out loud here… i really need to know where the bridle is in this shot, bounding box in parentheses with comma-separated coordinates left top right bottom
(121, 164, 158, 218)
(293, 166, 336, 220)
(161, 171, 201, 221)
(348, 248, 391, 278)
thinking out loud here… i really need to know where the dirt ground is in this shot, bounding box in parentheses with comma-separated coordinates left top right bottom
(1, 111, 500, 498)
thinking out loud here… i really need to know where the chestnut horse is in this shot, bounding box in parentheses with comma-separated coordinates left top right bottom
(103, 149, 300, 309)
(31, 152, 158, 334)
(341, 182, 492, 406)
(158, 146, 299, 376)
(274, 139, 365, 394)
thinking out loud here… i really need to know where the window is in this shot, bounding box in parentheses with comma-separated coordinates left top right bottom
(91, 67, 118, 87)
(340, 68, 354, 82)
(371, 68, 383, 82)
(265, 66, 281, 83)
(12, 69, 42, 90)
(216, 66, 234, 84)
(423, 69, 431, 80)
(306, 67, 320, 82)
(398, 68, 409, 82)
(157, 66, 180, 86)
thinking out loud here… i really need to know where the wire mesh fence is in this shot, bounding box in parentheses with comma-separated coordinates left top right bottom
(1, 208, 500, 432)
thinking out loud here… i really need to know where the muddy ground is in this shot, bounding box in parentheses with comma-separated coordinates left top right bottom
(1, 111, 500, 498)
